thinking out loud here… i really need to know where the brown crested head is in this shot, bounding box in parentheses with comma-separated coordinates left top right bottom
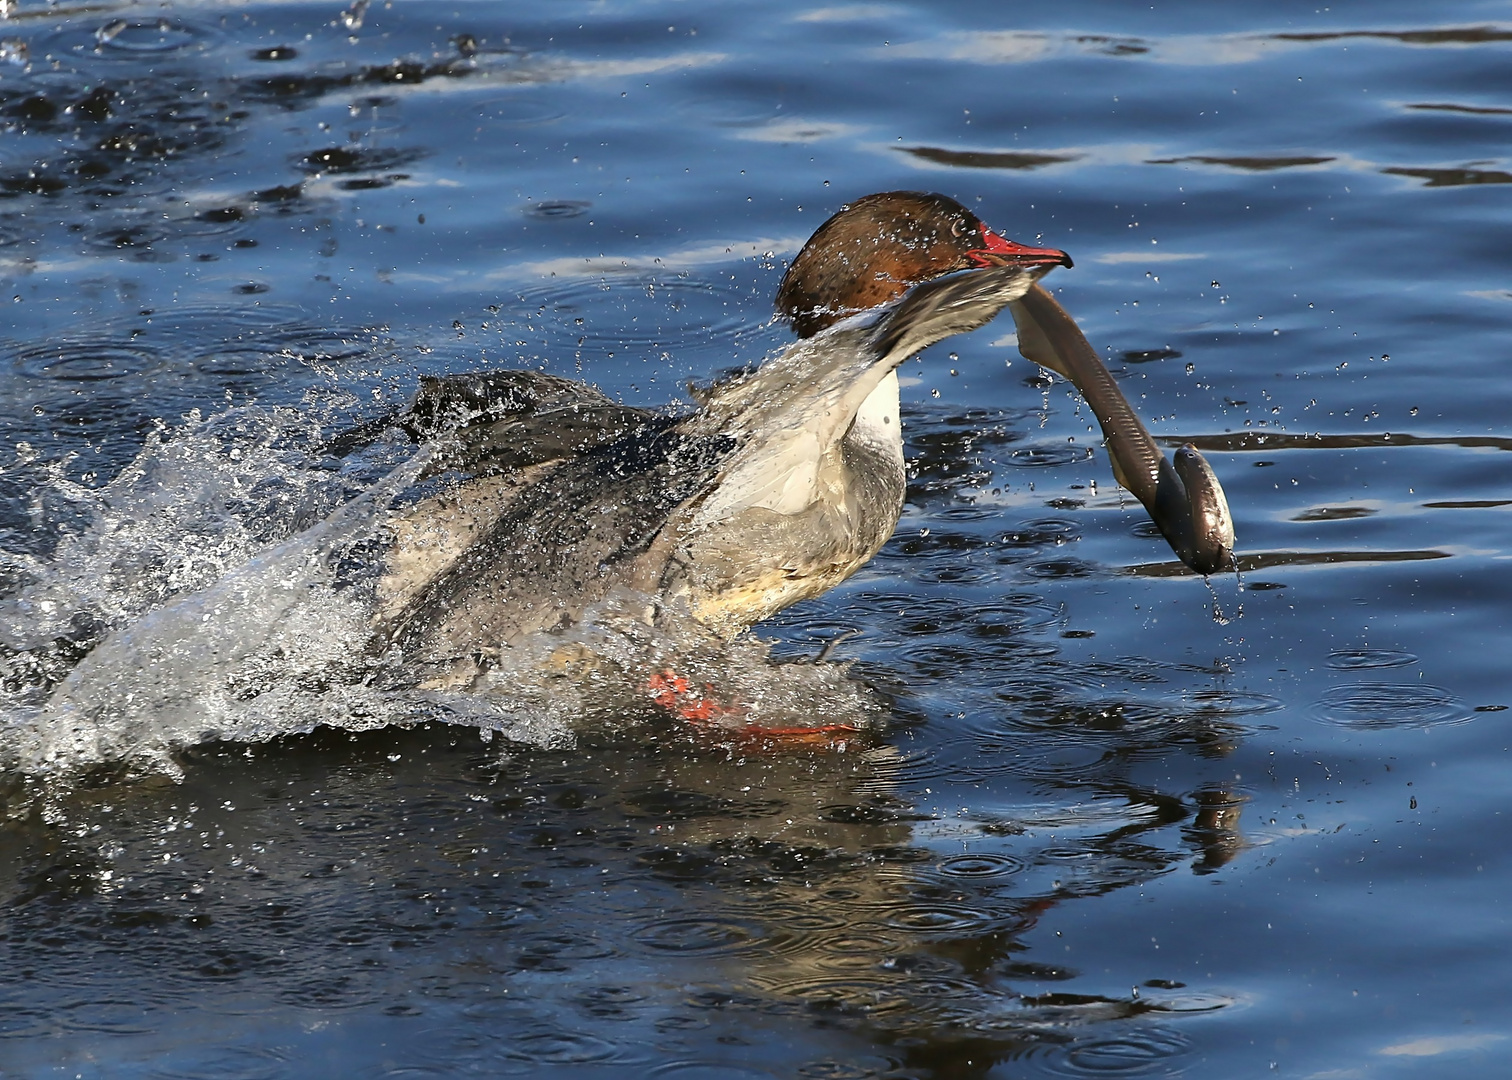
(775, 191, 1072, 338)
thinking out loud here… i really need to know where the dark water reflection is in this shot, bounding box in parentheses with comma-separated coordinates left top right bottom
(0, 725, 1231, 1078)
(3, 0, 1512, 1076)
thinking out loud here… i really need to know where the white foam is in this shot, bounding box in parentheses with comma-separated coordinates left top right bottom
(0, 405, 884, 784)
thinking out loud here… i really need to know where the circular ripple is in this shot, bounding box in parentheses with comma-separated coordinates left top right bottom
(502, 1030, 618, 1065)
(37, 20, 210, 64)
(939, 852, 1024, 878)
(633, 917, 763, 955)
(757, 975, 912, 1016)
(893, 642, 981, 678)
(999, 517, 1081, 548)
(898, 975, 983, 1002)
(1003, 443, 1095, 468)
(1043, 1028, 1194, 1077)
(191, 346, 280, 383)
(276, 977, 380, 1010)
(815, 931, 901, 962)
(652, 1064, 784, 1080)
(914, 560, 993, 586)
(59, 998, 156, 1034)
(769, 908, 849, 933)
(526, 200, 591, 219)
(94, 18, 212, 56)
(977, 737, 1111, 780)
(1313, 683, 1469, 730)
(1326, 648, 1418, 670)
(511, 276, 760, 353)
(1184, 688, 1285, 717)
(515, 932, 616, 962)
(935, 504, 1001, 523)
(478, 96, 568, 127)
(876, 593, 1061, 639)
(90, 222, 172, 253)
(175, 206, 250, 240)
(1149, 990, 1235, 1013)
(1022, 558, 1101, 580)
(146, 1046, 287, 1080)
(798, 1059, 886, 1079)
(882, 903, 992, 934)
(11, 340, 165, 382)
(896, 634, 1060, 677)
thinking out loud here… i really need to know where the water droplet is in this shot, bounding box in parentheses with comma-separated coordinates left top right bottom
(339, 0, 370, 31)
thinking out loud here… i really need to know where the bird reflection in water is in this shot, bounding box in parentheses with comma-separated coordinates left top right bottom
(0, 714, 1245, 1078)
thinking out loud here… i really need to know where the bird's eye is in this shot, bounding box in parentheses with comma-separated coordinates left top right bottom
(950, 219, 965, 237)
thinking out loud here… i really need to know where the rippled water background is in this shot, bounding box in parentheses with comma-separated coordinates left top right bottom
(2, 0, 1512, 1075)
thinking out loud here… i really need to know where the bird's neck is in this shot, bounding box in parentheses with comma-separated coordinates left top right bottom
(847, 369, 903, 462)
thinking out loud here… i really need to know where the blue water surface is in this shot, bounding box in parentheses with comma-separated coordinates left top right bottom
(2, 1, 1511, 1076)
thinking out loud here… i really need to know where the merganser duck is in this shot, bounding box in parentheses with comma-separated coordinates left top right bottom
(371, 192, 1232, 685)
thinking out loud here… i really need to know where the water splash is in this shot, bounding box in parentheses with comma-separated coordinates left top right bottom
(0, 404, 884, 785)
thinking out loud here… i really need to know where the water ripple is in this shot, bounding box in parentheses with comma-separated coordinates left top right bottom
(1040, 1027, 1194, 1077)
(633, 916, 765, 955)
(939, 852, 1025, 878)
(477, 96, 569, 126)
(526, 200, 591, 220)
(96, 18, 213, 57)
(502, 1029, 619, 1065)
(976, 738, 1113, 781)
(651, 1063, 785, 1080)
(812, 931, 902, 965)
(748, 974, 913, 1016)
(1184, 688, 1285, 718)
(998, 517, 1081, 549)
(796, 1061, 888, 1080)
(1004, 443, 1096, 468)
(882, 902, 999, 935)
(510, 276, 760, 355)
(40, 17, 219, 60)
(1326, 648, 1419, 670)
(1313, 683, 1470, 730)
(1023, 558, 1103, 580)
(58, 997, 158, 1034)
(145, 1045, 288, 1080)
(12, 340, 166, 382)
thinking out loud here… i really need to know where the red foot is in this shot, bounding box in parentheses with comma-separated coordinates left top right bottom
(647, 669, 730, 721)
(645, 669, 860, 750)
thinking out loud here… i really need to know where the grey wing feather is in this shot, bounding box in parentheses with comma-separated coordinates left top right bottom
(378, 417, 737, 660)
(321, 369, 654, 475)
(406, 370, 656, 477)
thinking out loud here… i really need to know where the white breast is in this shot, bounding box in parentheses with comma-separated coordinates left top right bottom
(847, 369, 903, 464)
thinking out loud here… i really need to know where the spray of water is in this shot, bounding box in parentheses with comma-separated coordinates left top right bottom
(0, 405, 884, 786)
